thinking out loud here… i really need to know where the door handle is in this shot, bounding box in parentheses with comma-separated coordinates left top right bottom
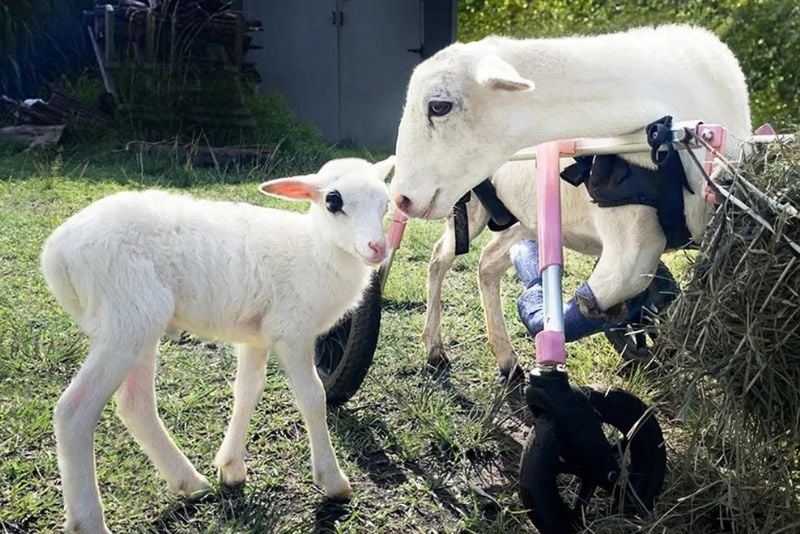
(407, 46, 424, 56)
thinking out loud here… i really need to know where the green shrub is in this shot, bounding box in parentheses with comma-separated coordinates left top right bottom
(459, 0, 800, 129)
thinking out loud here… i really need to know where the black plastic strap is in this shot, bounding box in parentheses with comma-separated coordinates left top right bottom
(646, 115, 676, 167)
(453, 192, 471, 256)
(559, 156, 593, 187)
(472, 178, 518, 231)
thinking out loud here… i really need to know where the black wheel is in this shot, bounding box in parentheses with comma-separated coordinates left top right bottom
(315, 266, 384, 406)
(519, 387, 666, 533)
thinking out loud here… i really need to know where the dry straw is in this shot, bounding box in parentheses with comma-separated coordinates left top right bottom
(649, 139, 800, 533)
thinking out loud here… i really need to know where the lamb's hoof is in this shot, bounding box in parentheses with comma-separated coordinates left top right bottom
(317, 471, 352, 501)
(498, 362, 525, 387)
(65, 518, 111, 534)
(216, 459, 247, 487)
(171, 472, 212, 498)
(426, 345, 450, 374)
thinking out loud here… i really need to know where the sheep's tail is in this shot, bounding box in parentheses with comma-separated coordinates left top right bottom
(41, 230, 84, 322)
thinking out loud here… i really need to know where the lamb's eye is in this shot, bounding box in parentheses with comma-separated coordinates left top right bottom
(427, 100, 453, 118)
(325, 190, 343, 214)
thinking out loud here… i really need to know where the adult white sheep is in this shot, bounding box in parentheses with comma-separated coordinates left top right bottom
(41, 157, 394, 533)
(393, 25, 750, 344)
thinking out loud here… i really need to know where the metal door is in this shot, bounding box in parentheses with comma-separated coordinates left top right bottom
(245, 0, 339, 140)
(337, 0, 423, 148)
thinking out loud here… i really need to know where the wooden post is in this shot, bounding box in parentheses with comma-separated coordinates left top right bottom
(170, 12, 178, 66)
(146, 11, 156, 63)
(104, 4, 115, 64)
(234, 13, 245, 68)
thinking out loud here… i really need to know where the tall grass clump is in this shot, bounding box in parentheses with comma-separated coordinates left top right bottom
(650, 139, 800, 532)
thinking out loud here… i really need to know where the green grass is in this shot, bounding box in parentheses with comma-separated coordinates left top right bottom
(0, 146, 689, 533)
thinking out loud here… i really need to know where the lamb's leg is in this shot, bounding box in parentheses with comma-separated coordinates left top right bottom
(116, 341, 210, 496)
(274, 338, 350, 499)
(478, 225, 531, 377)
(214, 344, 269, 486)
(54, 339, 149, 534)
(422, 227, 457, 368)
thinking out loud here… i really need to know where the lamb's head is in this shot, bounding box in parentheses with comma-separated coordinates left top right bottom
(391, 40, 536, 219)
(260, 157, 394, 266)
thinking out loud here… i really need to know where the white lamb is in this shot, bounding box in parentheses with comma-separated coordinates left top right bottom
(392, 25, 751, 345)
(41, 156, 395, 533)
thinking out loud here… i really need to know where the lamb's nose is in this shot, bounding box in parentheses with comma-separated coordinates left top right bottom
(394, 195, 412, 213)
(368, 241, 386, 259)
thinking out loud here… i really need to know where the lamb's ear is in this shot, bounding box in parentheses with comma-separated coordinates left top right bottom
(259, 175, 322, 201)
(373, 155, 396, 183)
(475, 54, 535, 92)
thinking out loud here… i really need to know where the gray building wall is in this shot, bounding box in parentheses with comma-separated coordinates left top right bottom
(245, 1, 456, 149)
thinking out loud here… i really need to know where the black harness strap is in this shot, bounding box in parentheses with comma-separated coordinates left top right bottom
(453, 178, 519, 256)
(559, 154, 694, 250)
(472, 179, 518, 232)
(453, 192, 471, 255)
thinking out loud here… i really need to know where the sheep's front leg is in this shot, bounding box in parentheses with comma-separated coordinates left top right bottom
(274, 338, 351, 499)
(587, 205, 666, 311)
(422, 227, 457, 367)
(423, 202, 489, 368)
(513, 206, 665, 342)
(478, 224, 532, 376)
(215, 344, 269, 486)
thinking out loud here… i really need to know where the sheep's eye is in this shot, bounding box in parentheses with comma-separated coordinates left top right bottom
(325, 190, 343, 214)
(427, 100, 452, 118)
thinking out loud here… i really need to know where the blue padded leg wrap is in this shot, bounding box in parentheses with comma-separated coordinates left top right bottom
(510, 239, 541, 288)
(511, 239, 671, 343)
(563, 284, 609, 342)
(516, 281, 609, 341)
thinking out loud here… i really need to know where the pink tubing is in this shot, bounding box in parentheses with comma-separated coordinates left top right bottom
(387, 209, 408, 249)
(536, 141, 564, 272)
(535, 141, 569, 366)
(536, 330, 566, 366)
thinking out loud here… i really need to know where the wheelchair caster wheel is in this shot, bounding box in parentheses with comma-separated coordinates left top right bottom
(519, 387, 666, 533)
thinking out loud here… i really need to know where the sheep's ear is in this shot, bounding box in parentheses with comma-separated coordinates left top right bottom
(259, 175, 321, 201)
(475, 54, 535, 92)
(373, 155, 396, 183)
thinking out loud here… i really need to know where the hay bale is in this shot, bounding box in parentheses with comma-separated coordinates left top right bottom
(652, 139, 800, 532)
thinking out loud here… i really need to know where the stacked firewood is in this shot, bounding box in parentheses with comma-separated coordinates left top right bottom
(83, 1, 263, 133)
(89, 0, 263, 70)
(1, 87, 109, 126)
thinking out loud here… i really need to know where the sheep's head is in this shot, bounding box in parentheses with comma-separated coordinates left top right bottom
(260, 157, 393, 266)
(391, 41, 536, 219)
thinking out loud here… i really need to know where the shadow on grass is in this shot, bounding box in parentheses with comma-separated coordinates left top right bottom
(379, 297, 427, 313)
(329, 370, 538, 523)
(312, 499, 350, 533)
(330, 407, 471, 519)
(148, 483, 283, 532)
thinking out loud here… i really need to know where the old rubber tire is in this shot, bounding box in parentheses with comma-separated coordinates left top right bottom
(315, 266, 384, 406)
(519, 387, 666, 533)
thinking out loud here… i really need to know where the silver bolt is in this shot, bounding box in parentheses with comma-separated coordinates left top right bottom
(702, 130, 714, 141)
